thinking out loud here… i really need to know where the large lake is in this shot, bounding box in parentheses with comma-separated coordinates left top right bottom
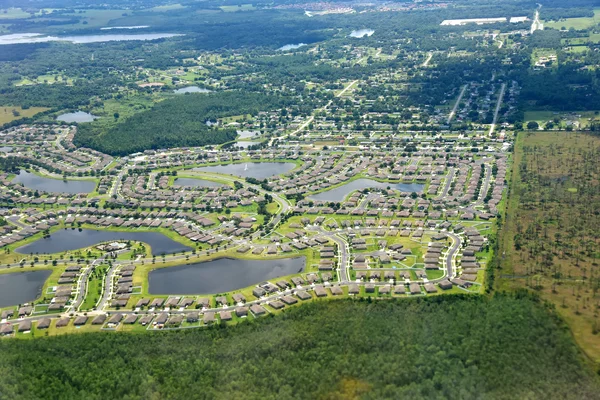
(12, 170, 96, 194)
(310, 178, 424, 201)
(194, 162, 296, 179)
(173, 86, 211, 94)
(349, 29, 375, 38)
(148, 257, 305, 294)
(174, 178, 225, 188)
(0, 33, 182, 45)
(56, 111, 98, 123)
(0, 270, 51, 308)
(16, 229, 191, 256)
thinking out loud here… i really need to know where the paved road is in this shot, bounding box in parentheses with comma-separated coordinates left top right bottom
(96, 262, 119, 310)
(444, 232, 461, 279)
(436, 167, 455, 199)
(7, 215, 27, 229)
(307, 225, 350, 281)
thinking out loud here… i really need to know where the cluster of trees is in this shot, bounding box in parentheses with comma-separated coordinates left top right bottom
(0, 156, 27, 173)
(0, 294, 597, 399)
(74, 92, 296, 155)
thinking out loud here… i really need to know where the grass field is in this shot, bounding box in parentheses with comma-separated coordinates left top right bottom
(220, 4, 255, 12)
(545, 10, 600, 30)
(0, 8, 31, 19)
(524, 110, 600, 128)
(150, 4, 186, 12)
(80, 265, 108, 311)
(15, 74, 75, 86)
(60, 9, 128, 30)
(499, 130, 600, 365)
(0, 107, 49, 125)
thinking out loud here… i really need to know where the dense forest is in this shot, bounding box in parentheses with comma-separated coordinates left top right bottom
(74, 92, 296, 155)
(0, 294, 598, 399)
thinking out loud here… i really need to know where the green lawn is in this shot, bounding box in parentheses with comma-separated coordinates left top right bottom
(79, 265, 108, 311)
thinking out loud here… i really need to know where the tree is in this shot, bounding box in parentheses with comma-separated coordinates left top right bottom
(527, 121, 539, 130)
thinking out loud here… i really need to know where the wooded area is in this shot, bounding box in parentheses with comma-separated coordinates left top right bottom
(0, 295, 598, 399)
(499, 131, 600, 363)
(74, 92, 293, 155)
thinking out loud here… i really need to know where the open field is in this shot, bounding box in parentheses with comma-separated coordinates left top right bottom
(545, 10, 600, 30)
(150, 4, 186, 12)
(61, 9, 128, 29)
(524, 110, 600, 129)
(15, 74, 75, 87)
(499, 130, 600, 365)
(220, 4, 255, 12)
(0, 107, 49, 125)
(0, 8, 31, 19)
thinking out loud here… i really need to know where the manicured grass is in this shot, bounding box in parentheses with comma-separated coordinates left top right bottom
(426, 269, 444, 280)
(80, 265, 108, 311)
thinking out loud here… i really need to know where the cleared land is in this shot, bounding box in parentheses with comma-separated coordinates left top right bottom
(0, 107, 49, 125)
(499, 131, 600, 364)
(1, 295, 598, 399)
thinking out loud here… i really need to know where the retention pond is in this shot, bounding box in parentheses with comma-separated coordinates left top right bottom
(148, 257, 306, 294)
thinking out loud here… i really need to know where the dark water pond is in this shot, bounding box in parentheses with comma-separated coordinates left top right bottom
(309, 178, 424, 201)
(0, 270, 51, 308)
(194, 162, 295, 179)
(56, 111, 98, 123)
(173, 86, 211, 94)
(16, 229, 191, 256)
(148, 257, 305, 294)
(12, 170, 96, 194)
